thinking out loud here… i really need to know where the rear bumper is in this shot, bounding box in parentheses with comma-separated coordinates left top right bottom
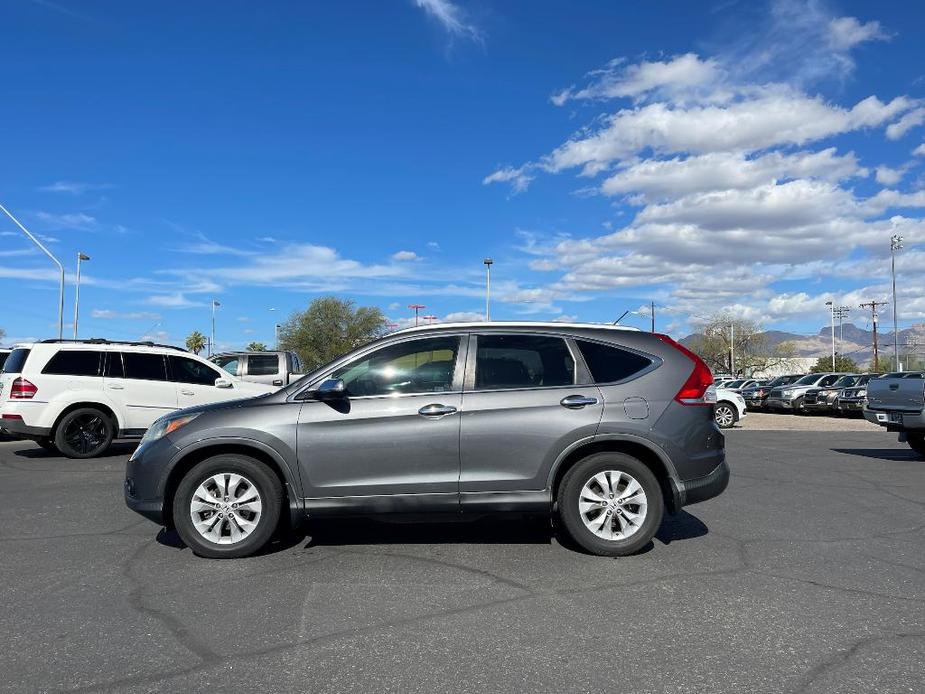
(865, 407, 925, 431)
(676, 460, 730, 507)
(0, 417, 51, 440)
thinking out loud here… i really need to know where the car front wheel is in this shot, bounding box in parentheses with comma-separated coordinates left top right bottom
(173, 454, 283, 558)
(557, 453, 664, 557)
(714, 402, 738, 429)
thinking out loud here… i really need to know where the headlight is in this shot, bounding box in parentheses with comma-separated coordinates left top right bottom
(140, 412, 201, 445)
(782, 389, 794, 397)
(857, 389, 866, 397)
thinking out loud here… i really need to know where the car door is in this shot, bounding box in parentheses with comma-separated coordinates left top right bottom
(169, 354, 243, 408)
(458, 333, 604, 504)
(296, 334, 466, 513)
(244, 353, 285, 387)
(103, 351, 178, 432)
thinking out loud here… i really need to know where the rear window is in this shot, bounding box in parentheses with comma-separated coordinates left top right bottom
(122, 352, 168, 381)
(248, 354, 279, 376)
(1, 348, 30, 373)
(576, 340, 652, 384)
(42, 350, 103, 377)
(0, 352, 8, 370)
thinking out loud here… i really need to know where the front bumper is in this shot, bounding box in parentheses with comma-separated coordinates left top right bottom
(765, 397, 794, 409)
(837, 398, 865, 412)
(677, 460, 730, 507)
(803, 399, 836, 411)
(123, 435, 179, 526)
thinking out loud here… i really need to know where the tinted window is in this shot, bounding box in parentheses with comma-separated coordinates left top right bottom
(795, 374, 823, 385)
(818, 375, 841, 387)
(248, 354, 279, 376)
(475, 334, 575, 390)
(0, 352, 8, 370)
(576, 340, 651, 384)
(832, 375, 858, 388)
(1, 348, 30, 373)
(105, 352, 125, 378)
(170, 356, 221, 386)
(42, 350, 102, 376)
(330, 336, 459, 397)
(123, 352, 167, 381)
(213, 355, 240, 375)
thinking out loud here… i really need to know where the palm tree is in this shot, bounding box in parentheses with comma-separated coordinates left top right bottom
(246, 341, 267, 352)
(185, 330, 207, 354)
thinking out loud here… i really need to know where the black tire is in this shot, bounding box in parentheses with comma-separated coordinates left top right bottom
(37, 438, 58, 454)
(792, 397, 806, 415)
(714, 402, 738, 429)
(557, 453, 664, 557)
(173, 454, 283, 559)
(908, 434, 925, 459)
(54, 408, 114, 459)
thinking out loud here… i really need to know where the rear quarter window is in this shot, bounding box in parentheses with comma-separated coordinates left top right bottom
(576, 340, 652, 383)
(42, 350, 103, 377)
(1, 348, 30, 373)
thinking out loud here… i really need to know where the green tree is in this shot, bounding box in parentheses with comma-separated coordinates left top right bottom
(246, 341, 267, 352)
(685, 313, 798, 376)
(809, 354, 859, 373)
(0, 327, 6, 343)
(278, 296, 386, 371)
(185, 330, 207, 355)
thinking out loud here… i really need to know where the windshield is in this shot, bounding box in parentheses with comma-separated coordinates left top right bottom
(726, 380, 747, 388)
(795, 374, 822, 385)
(856, 375, 872, 386)
(831, 375, 858, 388)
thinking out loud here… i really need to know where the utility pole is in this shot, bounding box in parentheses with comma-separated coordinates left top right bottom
(833, 306, 850, 353)
(650, 301, 655, 333)
(890, 235, 903, 371)
(483, 258, 493, 321)
(729, 323, 735, 376)
(825, 301, 835, 370)
(408, 304, 425, 327)
(860, 300, 888, 371)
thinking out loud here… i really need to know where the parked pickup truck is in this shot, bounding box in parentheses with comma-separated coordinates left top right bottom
(210, 350, 304, 387)
(864, 373, 925, 457)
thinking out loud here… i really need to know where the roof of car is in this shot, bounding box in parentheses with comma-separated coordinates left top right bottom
(394, 321, 641, 335)
(12, 339, 189, 353)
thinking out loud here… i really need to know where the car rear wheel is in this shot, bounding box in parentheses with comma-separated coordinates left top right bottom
(54, 408, 114, 459)
(908, 434, 925, 459)
(173, 454, 283, 558)
(714, 402, 738, 429)
(558, 453, 663, 557)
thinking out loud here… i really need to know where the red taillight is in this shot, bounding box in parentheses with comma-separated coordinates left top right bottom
(1, 413, 23, 420)
(655, 333, 715, 406)
(10, 377, 38, 399)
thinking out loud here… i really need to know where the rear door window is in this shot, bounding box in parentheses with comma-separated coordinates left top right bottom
(123, 352, 168, 381)
(42, 350, 103, 376)
(1, 348, 31, 373)
(247, 354, 279, 376)
(169, 356, 222, 386)
(475, 334, 575, 390)
(575, 340, 652, 384)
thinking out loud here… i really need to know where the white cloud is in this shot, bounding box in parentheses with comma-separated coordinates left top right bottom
(145, 293, 203, 309)
(412, 0, 481, 42)
(34, 211, 98, 231)
(886, 107, 925, 140)
(482, 166, 534, 193)
(827, 16, 888, 51)
(442, 311, 485, 322)
(391, 250, 422, 262)
(37, 181, 113, 195)
(90, 309, 161, 320)
(552, 53, 719, 105)
(914, 143, 925, 157)
(875, 165, 906, 186)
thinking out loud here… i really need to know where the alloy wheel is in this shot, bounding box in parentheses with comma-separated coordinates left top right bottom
(189, 473, 263, 545)
(578, 470, 648, 541)
(714, 404, 735, 428)
(63, 414, 108, 455)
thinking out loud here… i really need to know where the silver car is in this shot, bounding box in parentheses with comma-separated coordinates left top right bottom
(126, 323, 728, 559)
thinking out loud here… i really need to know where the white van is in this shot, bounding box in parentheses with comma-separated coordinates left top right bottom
(0, 339, 275, 458)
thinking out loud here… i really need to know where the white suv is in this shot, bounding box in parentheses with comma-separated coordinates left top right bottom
(0, 339, 275, 458)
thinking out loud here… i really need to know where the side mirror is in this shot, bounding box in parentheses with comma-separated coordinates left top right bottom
(309, 378, 347, 400)
(215, 378, 234, 389)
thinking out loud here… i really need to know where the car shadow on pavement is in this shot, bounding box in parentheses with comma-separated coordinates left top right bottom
(12, 441, 139, 459)
(831, 448, 922, 462)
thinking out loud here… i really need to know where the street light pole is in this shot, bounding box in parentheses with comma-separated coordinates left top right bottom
(275, 323, 281, 351)
(73, 252, 90, 339)
(891, 235, 903, 371)
(210, 299, 221, 356)
(0, 203, 65, 339)
(825, 301, 835, 370)
(408, 304, 425, 327)
(483, 258, 493, 320)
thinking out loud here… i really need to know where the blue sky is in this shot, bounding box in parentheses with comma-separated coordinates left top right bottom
(2, 0, 925, 348)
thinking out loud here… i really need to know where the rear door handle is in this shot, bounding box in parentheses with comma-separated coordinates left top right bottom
(560, 394, 598, 409)
(418, 404, 458, 417)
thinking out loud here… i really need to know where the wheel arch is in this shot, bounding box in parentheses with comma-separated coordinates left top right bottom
(160, 438, 303, 530)
(550, 436, 682, 514)
(50, 401, 120, 438)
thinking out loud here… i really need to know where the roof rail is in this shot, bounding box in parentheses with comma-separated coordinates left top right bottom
(38, 338, 188, 352)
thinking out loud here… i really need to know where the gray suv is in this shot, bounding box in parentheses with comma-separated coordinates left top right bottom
(125, 323, 728, 558)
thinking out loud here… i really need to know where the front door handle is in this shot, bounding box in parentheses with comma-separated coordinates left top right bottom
(418, 403, 458, 417)
(560, 394, 598, 409)
(180, 389, 195, 396)
(107, 384, 124, 390)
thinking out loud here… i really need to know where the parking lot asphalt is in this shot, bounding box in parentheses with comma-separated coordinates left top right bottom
(1, 430, 924, 694)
